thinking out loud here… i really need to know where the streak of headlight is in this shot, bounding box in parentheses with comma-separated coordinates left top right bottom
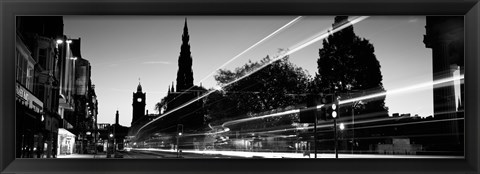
(198, 16, 303, 83)
(339, 74, 465, 105)
(217, 75, 463, 130)
(135, 17, 302, 137)
(222, 109, 300, 127)
(245, 117, 463, 136)
(283, 16, 370, 56)
(163, 16, 303, 111)
(220, 16, 370, 90)
(135, 16, 369, 136)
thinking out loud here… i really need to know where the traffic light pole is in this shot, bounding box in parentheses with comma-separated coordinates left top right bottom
(334, 118, 338, 159)
(314, 112, 317, 158)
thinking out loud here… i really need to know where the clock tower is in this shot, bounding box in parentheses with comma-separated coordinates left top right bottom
(132, 82, 146, 126)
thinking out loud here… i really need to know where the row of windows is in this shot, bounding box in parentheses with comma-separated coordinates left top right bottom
(16, 48, 34, 91)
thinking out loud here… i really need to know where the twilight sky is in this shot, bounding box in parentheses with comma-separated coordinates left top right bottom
(63, 16, 459, 127)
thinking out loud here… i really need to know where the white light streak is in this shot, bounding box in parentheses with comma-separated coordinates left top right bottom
(135, 16, 370, 137)
(198, 16, 303, 83)
(339, 74, 464, 105)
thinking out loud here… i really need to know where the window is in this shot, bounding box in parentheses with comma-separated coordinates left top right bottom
(26, 66, 33, 91)
(38, 48, 47, 69)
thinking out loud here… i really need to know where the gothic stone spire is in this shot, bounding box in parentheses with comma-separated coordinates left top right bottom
(176, 18, 194, 91)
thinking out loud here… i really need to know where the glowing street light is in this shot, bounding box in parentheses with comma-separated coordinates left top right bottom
(339, 123, 345, 130)
(66, 40, 72, 44)
(56, 39, 63, 44)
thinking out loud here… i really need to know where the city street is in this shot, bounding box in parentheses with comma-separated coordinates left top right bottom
(119, 149, 462, 159)
(57, 149, 462, 159)
(118, 149, 237, 158)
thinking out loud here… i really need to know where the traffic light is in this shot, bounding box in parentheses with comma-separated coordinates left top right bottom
(324, 94, 340, 119)
(331, 102, 337, 118)
(299, 95, 317, 123)
(177, 124, 183, 136)
(331, 97, 339, 119)
(319, 95, 328, 121)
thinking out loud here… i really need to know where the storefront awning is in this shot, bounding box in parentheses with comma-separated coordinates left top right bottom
(58, 128, 76, 137)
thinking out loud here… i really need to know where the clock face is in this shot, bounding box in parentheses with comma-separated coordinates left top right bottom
(137, 98, 142, 102)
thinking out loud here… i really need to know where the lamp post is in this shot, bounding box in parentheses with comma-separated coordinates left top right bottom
(108, 133, 113, 158)
(176, 124, 183, 158)
(339, 122, 345, 155)
(113, 124, 116, 157)
(346, 86, 361, 155)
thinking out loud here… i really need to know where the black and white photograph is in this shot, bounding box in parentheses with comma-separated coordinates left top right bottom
(15, 15, 464, 159)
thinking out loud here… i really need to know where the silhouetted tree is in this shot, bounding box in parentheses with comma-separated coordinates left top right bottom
(210, 54, 309, 126)
(316, 16, 388, 115)
(204, 90, 237, 124)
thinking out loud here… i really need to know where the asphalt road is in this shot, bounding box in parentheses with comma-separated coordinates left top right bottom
(118, 149, 242, 158)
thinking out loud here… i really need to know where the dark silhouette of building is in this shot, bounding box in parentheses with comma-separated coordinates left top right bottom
(423, 16, 464, 153)
(131, 19, 206, 143)
(132, 81, 146, 126)
(15, 16, 64, 158)
(163, 19, 207, 131)
(128, 82, 158, 139)
(176, 18, 194, 92)
(113, 110, 129, 151)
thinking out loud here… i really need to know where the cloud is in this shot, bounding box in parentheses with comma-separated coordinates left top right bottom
(142, 61, 171, 65)
(408, 18, 418, 23)
(108, 64, 119, 67)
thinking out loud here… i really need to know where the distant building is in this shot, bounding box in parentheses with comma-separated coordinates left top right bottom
(113, 110, 130, 151)
(132, 82, 146, 126)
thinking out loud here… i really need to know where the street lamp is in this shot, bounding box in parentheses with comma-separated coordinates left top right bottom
(107, 133, 113, 158)
(177, 124, 183, 158)
(339, 123, 345, 131)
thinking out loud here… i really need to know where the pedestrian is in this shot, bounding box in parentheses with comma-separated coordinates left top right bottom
(303, 150, 310, 158)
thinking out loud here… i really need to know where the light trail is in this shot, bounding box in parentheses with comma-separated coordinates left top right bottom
(134, 148, 461, 159)
(219, 16, 370, 90)
(231, 116, 464, 137)
(135, 16, 370, 137)
(163, 16, 303, 112)
(215, 74, 464, 131)
(198, 16, 303, 83)
(339, 74, 464, 105)
(222, 109, 300, 127)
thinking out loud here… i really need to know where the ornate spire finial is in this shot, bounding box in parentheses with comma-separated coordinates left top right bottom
(137, 78, 143, 92)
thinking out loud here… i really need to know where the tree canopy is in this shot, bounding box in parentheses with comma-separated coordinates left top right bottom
(205, 55, 310, 126)
(316, 16, 388, 115)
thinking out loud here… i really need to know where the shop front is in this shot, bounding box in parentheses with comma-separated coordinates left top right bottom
(57, 128, 76, 155)
(16, 83, 44, 158)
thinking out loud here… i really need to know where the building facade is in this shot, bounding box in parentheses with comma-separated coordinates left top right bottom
(16, 16, 98, 157)
(16, 16, 63, 158)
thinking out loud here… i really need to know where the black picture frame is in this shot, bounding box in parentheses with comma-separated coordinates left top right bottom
(1, 0, 479, 174)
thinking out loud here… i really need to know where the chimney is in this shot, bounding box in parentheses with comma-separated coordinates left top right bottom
(115, 110, 119, 125)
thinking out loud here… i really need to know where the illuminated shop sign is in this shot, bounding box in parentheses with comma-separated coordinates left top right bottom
(16, 83, 43, 113)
